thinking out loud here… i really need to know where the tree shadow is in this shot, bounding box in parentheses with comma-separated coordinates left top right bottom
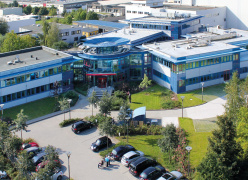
(131, 102, 142, 104)
(142, 138, 158, 147)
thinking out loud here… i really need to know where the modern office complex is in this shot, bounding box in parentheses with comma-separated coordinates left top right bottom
(77, 26, 248, 93)
(0, 46, 79, 109)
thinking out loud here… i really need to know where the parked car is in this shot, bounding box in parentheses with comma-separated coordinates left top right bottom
(71, 120, 93, 134)
(25, 147, 42, 158)
(32, 152, 46, 166)
(36, 160, 61, 172)
(111, 145, 136, 161)
(21, 142, 39, 150)
(139, 165, 166, 180)
(157, 171, 183, 180)
(35, 168, 63, 180)
(91, 136, 112, 152)
(121, 150, 144, 166)
(129, 157, 157, 177)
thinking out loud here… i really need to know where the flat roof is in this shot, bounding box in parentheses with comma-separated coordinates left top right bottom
(0, 46, 70, 72)
(74, 20, 128, 29)
(144, 41, 238, 58)
(82, 27, 98, 32)
(84, 37, 130, 47)
(87, 28, 164, 45)
(162, 4, 216, 11)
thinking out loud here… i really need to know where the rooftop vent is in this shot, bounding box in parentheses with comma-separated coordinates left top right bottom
(36, 57, 39, 60)
(71, 26, 74, 28)
(56, 53, 59, 55)
(31, 55, 33, 58)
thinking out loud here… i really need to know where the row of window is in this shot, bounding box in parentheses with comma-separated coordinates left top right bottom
(186, 72, 225, 85)
(60, 30, 81, 37)
(0, 80, 71, 104)
(186, 54, 239, 70)
(240, 67, 248, 74)
(127, 11, 149, 14)
(131, 23, 170, 30)
(153, 69, 170, 83)
(0, 64, 72, 88)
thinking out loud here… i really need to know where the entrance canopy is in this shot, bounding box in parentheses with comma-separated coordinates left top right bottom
(133, 106, 146, 121)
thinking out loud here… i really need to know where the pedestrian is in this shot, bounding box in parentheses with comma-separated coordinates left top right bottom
(129, 91, 131, 103)
(105, 156, 109, 167)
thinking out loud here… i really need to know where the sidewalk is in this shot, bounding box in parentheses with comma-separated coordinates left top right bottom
(26, 94, 226, 125)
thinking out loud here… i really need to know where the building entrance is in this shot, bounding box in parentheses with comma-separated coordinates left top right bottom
(224, 70, 230, 81)
(98, 77, 107, 88)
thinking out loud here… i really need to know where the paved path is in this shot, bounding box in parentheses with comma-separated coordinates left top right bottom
(27, 95, 226, 125)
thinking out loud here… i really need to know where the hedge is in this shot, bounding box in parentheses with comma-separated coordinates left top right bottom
(59, 118, 81, 127)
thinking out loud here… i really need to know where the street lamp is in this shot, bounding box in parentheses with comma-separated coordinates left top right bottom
(0, 104, 4, 120)
(67, 152, 71, 180)
(201, 82, 204, 102)
(125, 116, 131, 143)
(186, 146, 192, 177)
(67, 99, 72, 120)
(181, 96, 185, 118)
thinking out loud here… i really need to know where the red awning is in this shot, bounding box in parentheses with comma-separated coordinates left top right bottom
(86, 73, 116, 76)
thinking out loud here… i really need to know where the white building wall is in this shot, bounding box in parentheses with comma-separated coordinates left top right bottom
(240, 73, 248, 79)
(186, 62, 232, 79)
(152, 61, 171, 77)
(153, 76, 171, 89)
(181, 0, 248, 30)
(8, 18, 35, 33)
(125, 5, 151, 20)
(186, 78, 223, 91)
(60, 27, 83, 44)
(240, 61, 248, 68)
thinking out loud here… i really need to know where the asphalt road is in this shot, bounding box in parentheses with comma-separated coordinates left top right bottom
(15, 114, 137, 180)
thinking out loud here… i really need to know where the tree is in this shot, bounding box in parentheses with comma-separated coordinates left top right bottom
(98, 91, 112, 116)
(32, 7, 40, 15)
(13, 109, 28, 140)
(139, 74, 152, 89)
(0, 21, 9, 35)
(224, 71, 244, 123)
(65, 14, 73, 24)
(61, 9, 67, 17)
(46, 22, 60, 47)
(237, 107, 248, 158)
(42, 20, 50, 46)
(58, 97, 69, 121)
(86, 11, 98, 20)
(3, 135, 22, 162)
(117, 101, 130, 138)
(12, 0, 18, 7)
(49, 8, 57, 17)
(88, 90, 99, 116)
(23, 5, 32, 15)
(0, 121, 10, 152)
(38, 7, 49, 15)
(98, 117, 114, 150)
(158, 124, 178, 163)
(197, 115, 242, 179)
(15, 151, 33, 180)
(19, 34, 36, 49)
(52, 40, 68, 50)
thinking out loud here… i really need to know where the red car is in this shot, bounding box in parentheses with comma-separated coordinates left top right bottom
(21, 142, 39, 150)
(36, 160, 61, 172)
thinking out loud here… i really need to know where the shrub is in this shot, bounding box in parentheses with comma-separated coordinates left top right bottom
(111, 96, 124, 110)
(85, 114, 112, 126)
(161, 98, 181, 109)
(63, 91, 79, 106)
(59, 118, 81, 127)
(23, 138, 38, 144)
(113, 90, 128, 100)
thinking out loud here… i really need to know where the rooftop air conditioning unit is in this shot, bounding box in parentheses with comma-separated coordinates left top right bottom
(7, 61, 12, 65)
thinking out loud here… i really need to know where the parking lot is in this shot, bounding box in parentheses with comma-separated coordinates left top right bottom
(15, 113, 136, 180)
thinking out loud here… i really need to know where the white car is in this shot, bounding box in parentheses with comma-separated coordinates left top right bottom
(121, 150, 144, 166)
(157, 171, 183, 180)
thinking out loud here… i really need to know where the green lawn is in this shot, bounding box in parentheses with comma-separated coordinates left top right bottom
(177, 93, 204, 107)
(193, 117, 218, 132)
(130, 84, 168, 110)
(4, 97, 56, 120)
(179, 118, 212, 168)
(36, 18, 56, 24)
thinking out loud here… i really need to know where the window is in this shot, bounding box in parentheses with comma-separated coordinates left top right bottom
(77, 30, 81, 34)
(132, 11, 137, 14)
(127, 10, 131, 13)
(26, 74, 31, 81)
(12, 93, 16, 100)
(65, 32, 69, 36)
(58, 66, 62, 73)
(179, 80, 185, 87)
(45, 70, 48, 76)
(54, 67, 58, 74)
(71, 31, 76, 35)
(49, 68, 53, 75)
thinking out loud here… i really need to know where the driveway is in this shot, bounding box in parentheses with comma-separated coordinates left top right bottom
(15, 113, 136, 180)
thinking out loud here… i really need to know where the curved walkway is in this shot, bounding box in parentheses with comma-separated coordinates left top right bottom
(27, 95, 226, 125)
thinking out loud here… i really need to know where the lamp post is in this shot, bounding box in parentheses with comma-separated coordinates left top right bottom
(186, 146, 192, 177)
(67, 152, 71, 180)
(125, 116, 131, 143)
(201, 82, 204, 102)
(181, 96, 185, 118)
(67, 99, 72, 120)
(0, 104, 4, 120)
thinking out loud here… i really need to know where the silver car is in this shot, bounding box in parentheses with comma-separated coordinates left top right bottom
(121, 150, 144, 166)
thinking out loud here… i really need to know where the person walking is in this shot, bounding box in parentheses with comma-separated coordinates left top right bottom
(129, 91, 131, 103)
(105, 156, 110, 167)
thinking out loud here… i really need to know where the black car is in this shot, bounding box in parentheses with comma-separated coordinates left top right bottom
(71, 120, 93, 134)
(139, 165, 166, 180)
(129, 157, 157, 177)
(111, 145, 136, 161)
(91, 136, 112, 152)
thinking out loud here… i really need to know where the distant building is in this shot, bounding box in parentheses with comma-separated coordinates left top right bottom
(0, 15, 36, 33)
(20, 23, 84, 44)
(81, 27, 98, 38)
(0, 46, 80, 109)
(0, 7, 22, 16)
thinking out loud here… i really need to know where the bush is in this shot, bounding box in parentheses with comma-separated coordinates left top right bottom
(113, 90, 127, 100)
(23, 138, 38, 144)
(161, 98, 181, 109)
(59, 118, 81, 127)
(63, 91, 79, 106)
(84, 114, 112, 126)
(111, 96, 124, 110)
